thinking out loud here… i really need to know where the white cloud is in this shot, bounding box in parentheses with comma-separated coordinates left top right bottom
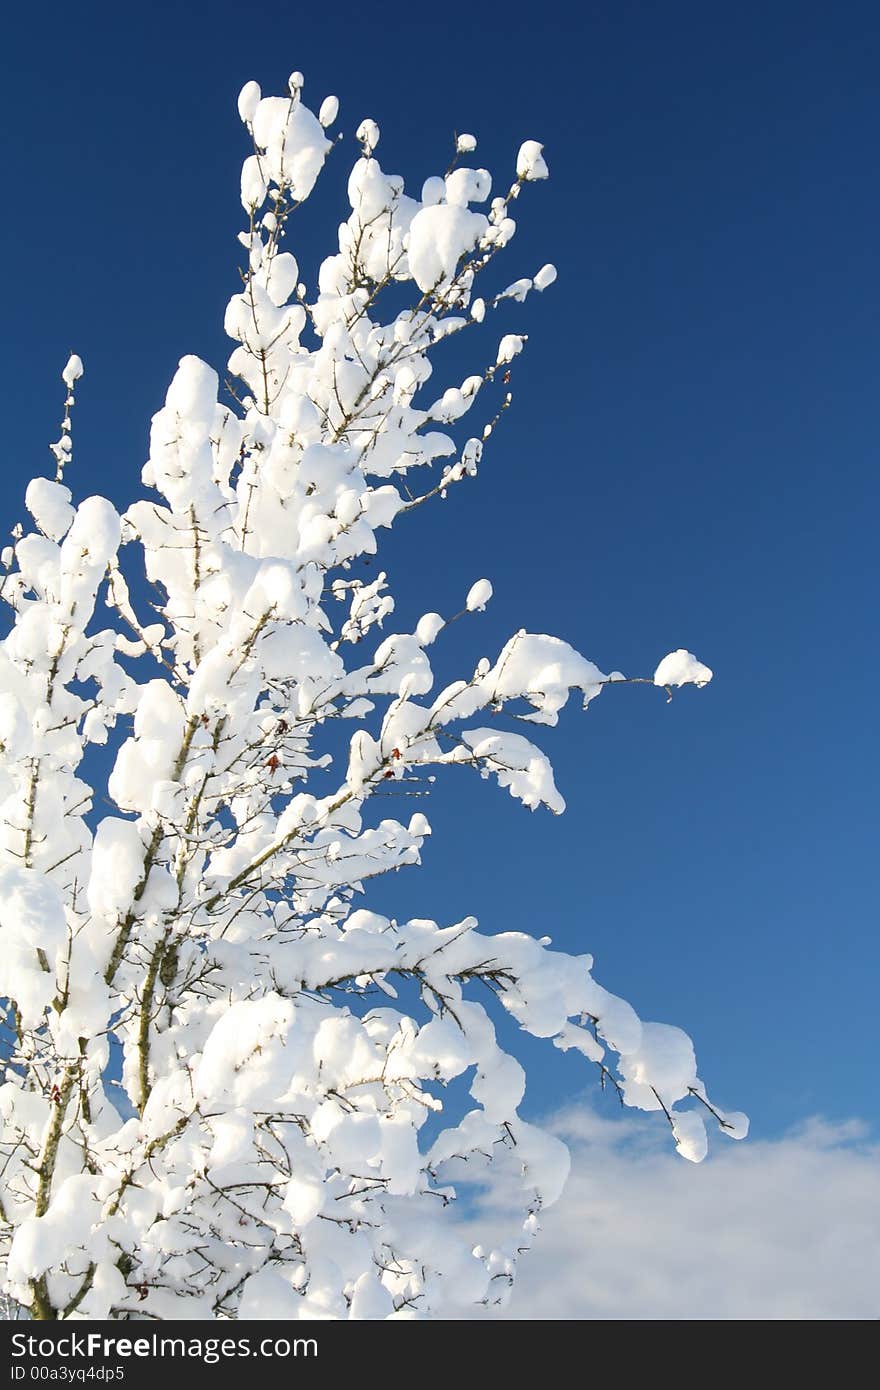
(478, 1102, 880, 1320)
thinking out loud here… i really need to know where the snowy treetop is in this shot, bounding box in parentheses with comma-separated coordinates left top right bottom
(0, 71, 741, 1322)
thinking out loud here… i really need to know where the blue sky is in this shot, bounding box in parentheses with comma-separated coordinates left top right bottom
(3, 0, 877, 1149)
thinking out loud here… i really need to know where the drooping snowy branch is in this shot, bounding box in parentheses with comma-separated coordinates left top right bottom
(0, 71, 743, 1322)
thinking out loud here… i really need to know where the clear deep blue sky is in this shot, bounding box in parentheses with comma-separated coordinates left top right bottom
(4, 1, 877, 1140)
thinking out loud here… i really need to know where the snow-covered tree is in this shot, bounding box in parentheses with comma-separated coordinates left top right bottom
(0, 72, 746, 1322)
